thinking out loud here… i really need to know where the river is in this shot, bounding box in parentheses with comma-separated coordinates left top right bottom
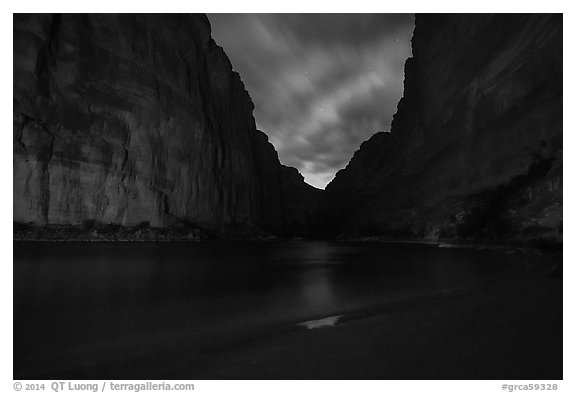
(14, 241, 562, 379)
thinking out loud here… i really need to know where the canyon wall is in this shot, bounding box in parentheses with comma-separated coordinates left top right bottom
(324, 14, 562, 245)
(13, 14, 320, 236)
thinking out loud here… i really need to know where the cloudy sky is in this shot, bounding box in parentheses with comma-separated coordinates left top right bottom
(208, 14, 414, 189)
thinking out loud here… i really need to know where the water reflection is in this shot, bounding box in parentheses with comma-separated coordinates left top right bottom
(13, 240, 556, 378)
(298, 267, 336, 311)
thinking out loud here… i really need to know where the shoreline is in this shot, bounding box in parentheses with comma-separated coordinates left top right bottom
(13, 223, 562, 255)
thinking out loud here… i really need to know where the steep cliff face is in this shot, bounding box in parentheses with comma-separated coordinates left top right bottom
(325, 14, 562, 245)
(13, 14, 320, 236)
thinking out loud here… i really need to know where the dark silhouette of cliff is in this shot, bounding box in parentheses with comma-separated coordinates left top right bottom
(323, 14, 562, 247)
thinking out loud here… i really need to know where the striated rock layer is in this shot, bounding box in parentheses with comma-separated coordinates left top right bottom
(13, 14, 320, 237)
(324, 14, 562, 245)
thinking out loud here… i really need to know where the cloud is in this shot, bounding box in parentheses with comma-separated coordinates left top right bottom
(208, 14, 414, 189)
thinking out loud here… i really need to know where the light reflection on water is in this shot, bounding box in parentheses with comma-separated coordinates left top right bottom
(297, 268, 334, 312)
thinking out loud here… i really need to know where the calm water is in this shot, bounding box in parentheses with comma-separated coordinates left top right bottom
(14, 241, 562, 379)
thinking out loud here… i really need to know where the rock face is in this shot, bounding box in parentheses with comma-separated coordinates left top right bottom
(14, 14, 563, 244)
(324, 14, 562, 245)
(13, 14, 320, 236)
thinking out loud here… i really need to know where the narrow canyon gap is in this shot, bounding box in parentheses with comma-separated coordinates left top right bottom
(13, 14, 562, 246)
(12, 13, 563, 381)
(208, 14, 414, 189)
